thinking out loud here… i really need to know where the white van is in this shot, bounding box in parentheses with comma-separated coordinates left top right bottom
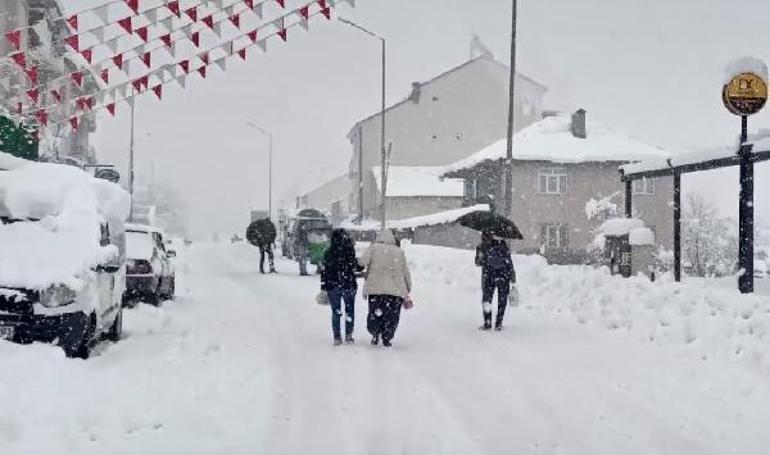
(0, 157, 130, 358)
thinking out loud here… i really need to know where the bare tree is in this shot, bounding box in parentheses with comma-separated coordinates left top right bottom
(683, 194, 738, 277)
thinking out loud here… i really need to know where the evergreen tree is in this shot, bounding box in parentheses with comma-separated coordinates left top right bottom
(0, 115, 39, 160)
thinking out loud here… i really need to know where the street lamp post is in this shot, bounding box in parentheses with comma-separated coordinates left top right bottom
(246, 121, 273, 219)
(338, 17, 387, 229)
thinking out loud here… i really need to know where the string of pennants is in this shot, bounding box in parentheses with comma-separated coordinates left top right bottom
(1, 0, 355, 132)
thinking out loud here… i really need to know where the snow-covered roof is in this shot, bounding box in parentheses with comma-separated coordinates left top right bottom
(724, 57, 768, 85)
(341, 204, 490, 231)
(0, 157, 130, 289)
(373, 166, 464, 197)
(442, 115, 670, 175)
(600, 218, 645, 237)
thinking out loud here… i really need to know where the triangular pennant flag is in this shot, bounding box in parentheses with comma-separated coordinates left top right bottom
(125, 0, 140, 14)
(278, 27, 287, 42)
(35, 109, 48, 127)
(275, 0, 285, 8)
(168, 42, 178, 59)
(202, 14, 214, 29)
(247, 29, 258, 43)
(90, 26, 105, 43)
(141, 75, 150, 89)
(145, 8, 159, 24)
(175, 74, 187, 89)
(66, 15, 79, 32)
(197, 65, 207, 79)
(214, 58, 227, 72)
(76, 97, 87, 112)
(106, 103, 116, 116)
(253, 2, 264, 18)
(229, 13, 241, 28)
(71, 71, 83, 87)
(161, 16, 175, 32)
(179, 60, 190, 74)
(5, 30, 22, 51)
(64, 35, 80, 52)
(317, 0, 327, 7)
(132, 78, 144, 92)
(237, 48, 247, 60)
(51, 89, 62, 103)
(26, 88, 39, 104)
(113, 53, 124, 70)
(70, 117, 79, 131)
(118, 17, 133, 34)
(191, 31, 201, 47)
(141, 51, 152, 68)
(199, 52, 209, 65)
(100, 68, 110, 84)
(25, 66, 38, 85)
(81, 48, 93, 64)
(161, 33, 172, 48)
(299, 6, 310, 19)
(86, 97, 95, 110)
(105, 37, 120, 54)
(152, 84, 162, 100)
(185, 6, 198, 22)
(321, 6, 331, 20)
(94, 4, 111, 23)
(167, 0, 181, 16)
(257, 39, 267, 53)
(212, 22, 223, 38)
(244, 0, 254, 9)
(136, 26, 149, 42)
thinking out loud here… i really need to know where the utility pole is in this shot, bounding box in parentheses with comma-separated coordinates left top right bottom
(738, 115, 754, 293)
(504, 0, 517, 217)
(358, 125, 364, 224)
(128, 91, 135, 223)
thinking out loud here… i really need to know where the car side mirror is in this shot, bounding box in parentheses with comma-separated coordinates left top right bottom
(167, 250, 176, 258)
(96, 264, 121, 274)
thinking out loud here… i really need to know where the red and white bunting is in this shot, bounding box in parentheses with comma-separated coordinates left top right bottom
(197, 65, 207, 79)
(152, 84, 163, 100)
(118, 17, 133, 34)
(125, 0, 140, 15)
(64, 35, 79, 52)
(192, 31, 201, 47)
(35, 109, 48, 126)
(276, 0, 286, 8)
(5, 30, 22, 52)
(10, 51, 25, 68)
(202, 14, 215, 29)
(81, 48, 93, 64)
(51, 89, 62, 103)
(69, 116, 79, 131)
(26, 88, 39, 104)
(230, 13, 241, 29)
(275, 18, 288, 41)
(237, 48, 247, 60)
(113, 53, 125, 70)
(321, 6, 332, 19)
(179, 60, 190, 74)
(106, 103, 117, 116)
(199, 52, 209, 65)
(66, 15, 79, 32)
(101, 68, 110, 84)
(248, 29, 258, 43)
(161, 34, 173, 48)
(140, 51, 152, 68)
(25, 66, 38, 85)
(253, 2, 264, 18)
(244, 0, 254, 8)
(71, 71, 84, 87)
(136, 26, 149, 42)
(167, 1, 181, 17)
(185, 6, 198, 22)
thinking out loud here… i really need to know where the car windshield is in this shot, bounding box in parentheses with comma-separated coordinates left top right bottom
(126, 231, 154, 260)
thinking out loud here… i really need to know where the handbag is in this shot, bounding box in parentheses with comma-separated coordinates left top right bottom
(508, 285, 519, 307)
(316, 290, 330, 306)
(404, 295, 414, 310)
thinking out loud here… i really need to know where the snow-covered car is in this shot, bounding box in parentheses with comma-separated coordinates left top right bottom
(0, 157, 130, 358)
(124, 224, 176, 305)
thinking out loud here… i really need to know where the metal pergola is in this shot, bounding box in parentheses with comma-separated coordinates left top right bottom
(620, 141, 770, 293)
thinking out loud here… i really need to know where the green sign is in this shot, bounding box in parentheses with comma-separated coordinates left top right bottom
(0, 115, 38, 160)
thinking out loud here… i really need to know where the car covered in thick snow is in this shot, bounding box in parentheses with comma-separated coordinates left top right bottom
(124, 223, 176, 305)
(0, 155, 130, 358)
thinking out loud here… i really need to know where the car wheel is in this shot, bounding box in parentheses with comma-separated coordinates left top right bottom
(106, 307, 123, 342)
(146, 288, 161, 307)
(65, 315, 95, 359)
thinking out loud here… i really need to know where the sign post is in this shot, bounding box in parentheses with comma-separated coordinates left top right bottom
(722, 59, 768, 294)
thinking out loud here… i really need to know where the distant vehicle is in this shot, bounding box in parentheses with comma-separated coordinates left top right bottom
(124, 224, 176, 306)
(280, 209, 332, 260)
(0, 162, 128, 359)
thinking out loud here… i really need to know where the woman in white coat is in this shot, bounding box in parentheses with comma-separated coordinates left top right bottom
(358, 230, 412, 347)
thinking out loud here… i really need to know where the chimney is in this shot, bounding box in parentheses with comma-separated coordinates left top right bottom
(409, 82, 422, 104)
(571, 109, 587, 139)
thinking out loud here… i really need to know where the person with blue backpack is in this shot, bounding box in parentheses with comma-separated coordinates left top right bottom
(475, 230, 516, 331)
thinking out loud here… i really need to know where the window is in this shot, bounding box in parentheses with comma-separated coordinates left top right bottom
(541, 224, 569, 248)
(538, 168, 568, 194)
(464, 179, 478, 199)
(633, 177, 655, 195)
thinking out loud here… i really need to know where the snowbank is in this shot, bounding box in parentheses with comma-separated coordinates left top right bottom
(442, 114, 669, 175)
(373, 166, 464, 197)
(0, 160, 130, 289)
(599, 217, 645, 236)
(341, 205, 489, 232)
(405, 244, 770, 373)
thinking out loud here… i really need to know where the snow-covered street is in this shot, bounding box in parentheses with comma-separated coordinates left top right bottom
(2, 242, 770, 455)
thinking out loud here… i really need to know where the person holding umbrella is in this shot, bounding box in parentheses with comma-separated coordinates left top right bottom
(458, 210, 522, 331)
(246, 218, 277, 274)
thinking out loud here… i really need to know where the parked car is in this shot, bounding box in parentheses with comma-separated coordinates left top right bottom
(0, 160, 129, 359)
(280, 209, 331, 259)
(124, 224, 176, 306)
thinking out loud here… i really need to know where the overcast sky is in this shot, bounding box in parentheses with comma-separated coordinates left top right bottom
(65, 0, 770, 239)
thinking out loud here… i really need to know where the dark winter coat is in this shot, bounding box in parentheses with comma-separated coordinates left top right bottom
(321, 229, 362, 291)
(246, 219, 277, 247)
(475, 238, 516, 282)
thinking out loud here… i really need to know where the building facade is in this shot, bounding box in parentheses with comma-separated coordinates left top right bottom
(347, 55, 547, 220)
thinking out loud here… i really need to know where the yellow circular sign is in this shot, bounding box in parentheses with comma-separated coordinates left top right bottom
(723, 72, 768, 116)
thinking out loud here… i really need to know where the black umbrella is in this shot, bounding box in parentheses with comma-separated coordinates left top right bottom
(457, 210, 523, 240)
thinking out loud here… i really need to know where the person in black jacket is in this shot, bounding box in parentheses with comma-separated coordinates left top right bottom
(475, 231, 516, 331)
(246, 218, 277, 274)
(321, 229, 362, 345)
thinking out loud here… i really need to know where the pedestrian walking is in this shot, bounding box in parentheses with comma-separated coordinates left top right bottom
(320, 229, 362, 345)
(475, 231, 516, 331)
(359, 229, 412, 347)
(246, 218, 277, 274)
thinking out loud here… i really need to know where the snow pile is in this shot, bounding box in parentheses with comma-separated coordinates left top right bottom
(0, 160, 130, 289)
(406, 244, 770, 373)
(628, 227, 655, 246)
(372, 166, 464, 197)
(724, 56, 768, 84)
(599, 217, 645, 236)
(442, 114, 669, 174)
(0, 151, 27, 171)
